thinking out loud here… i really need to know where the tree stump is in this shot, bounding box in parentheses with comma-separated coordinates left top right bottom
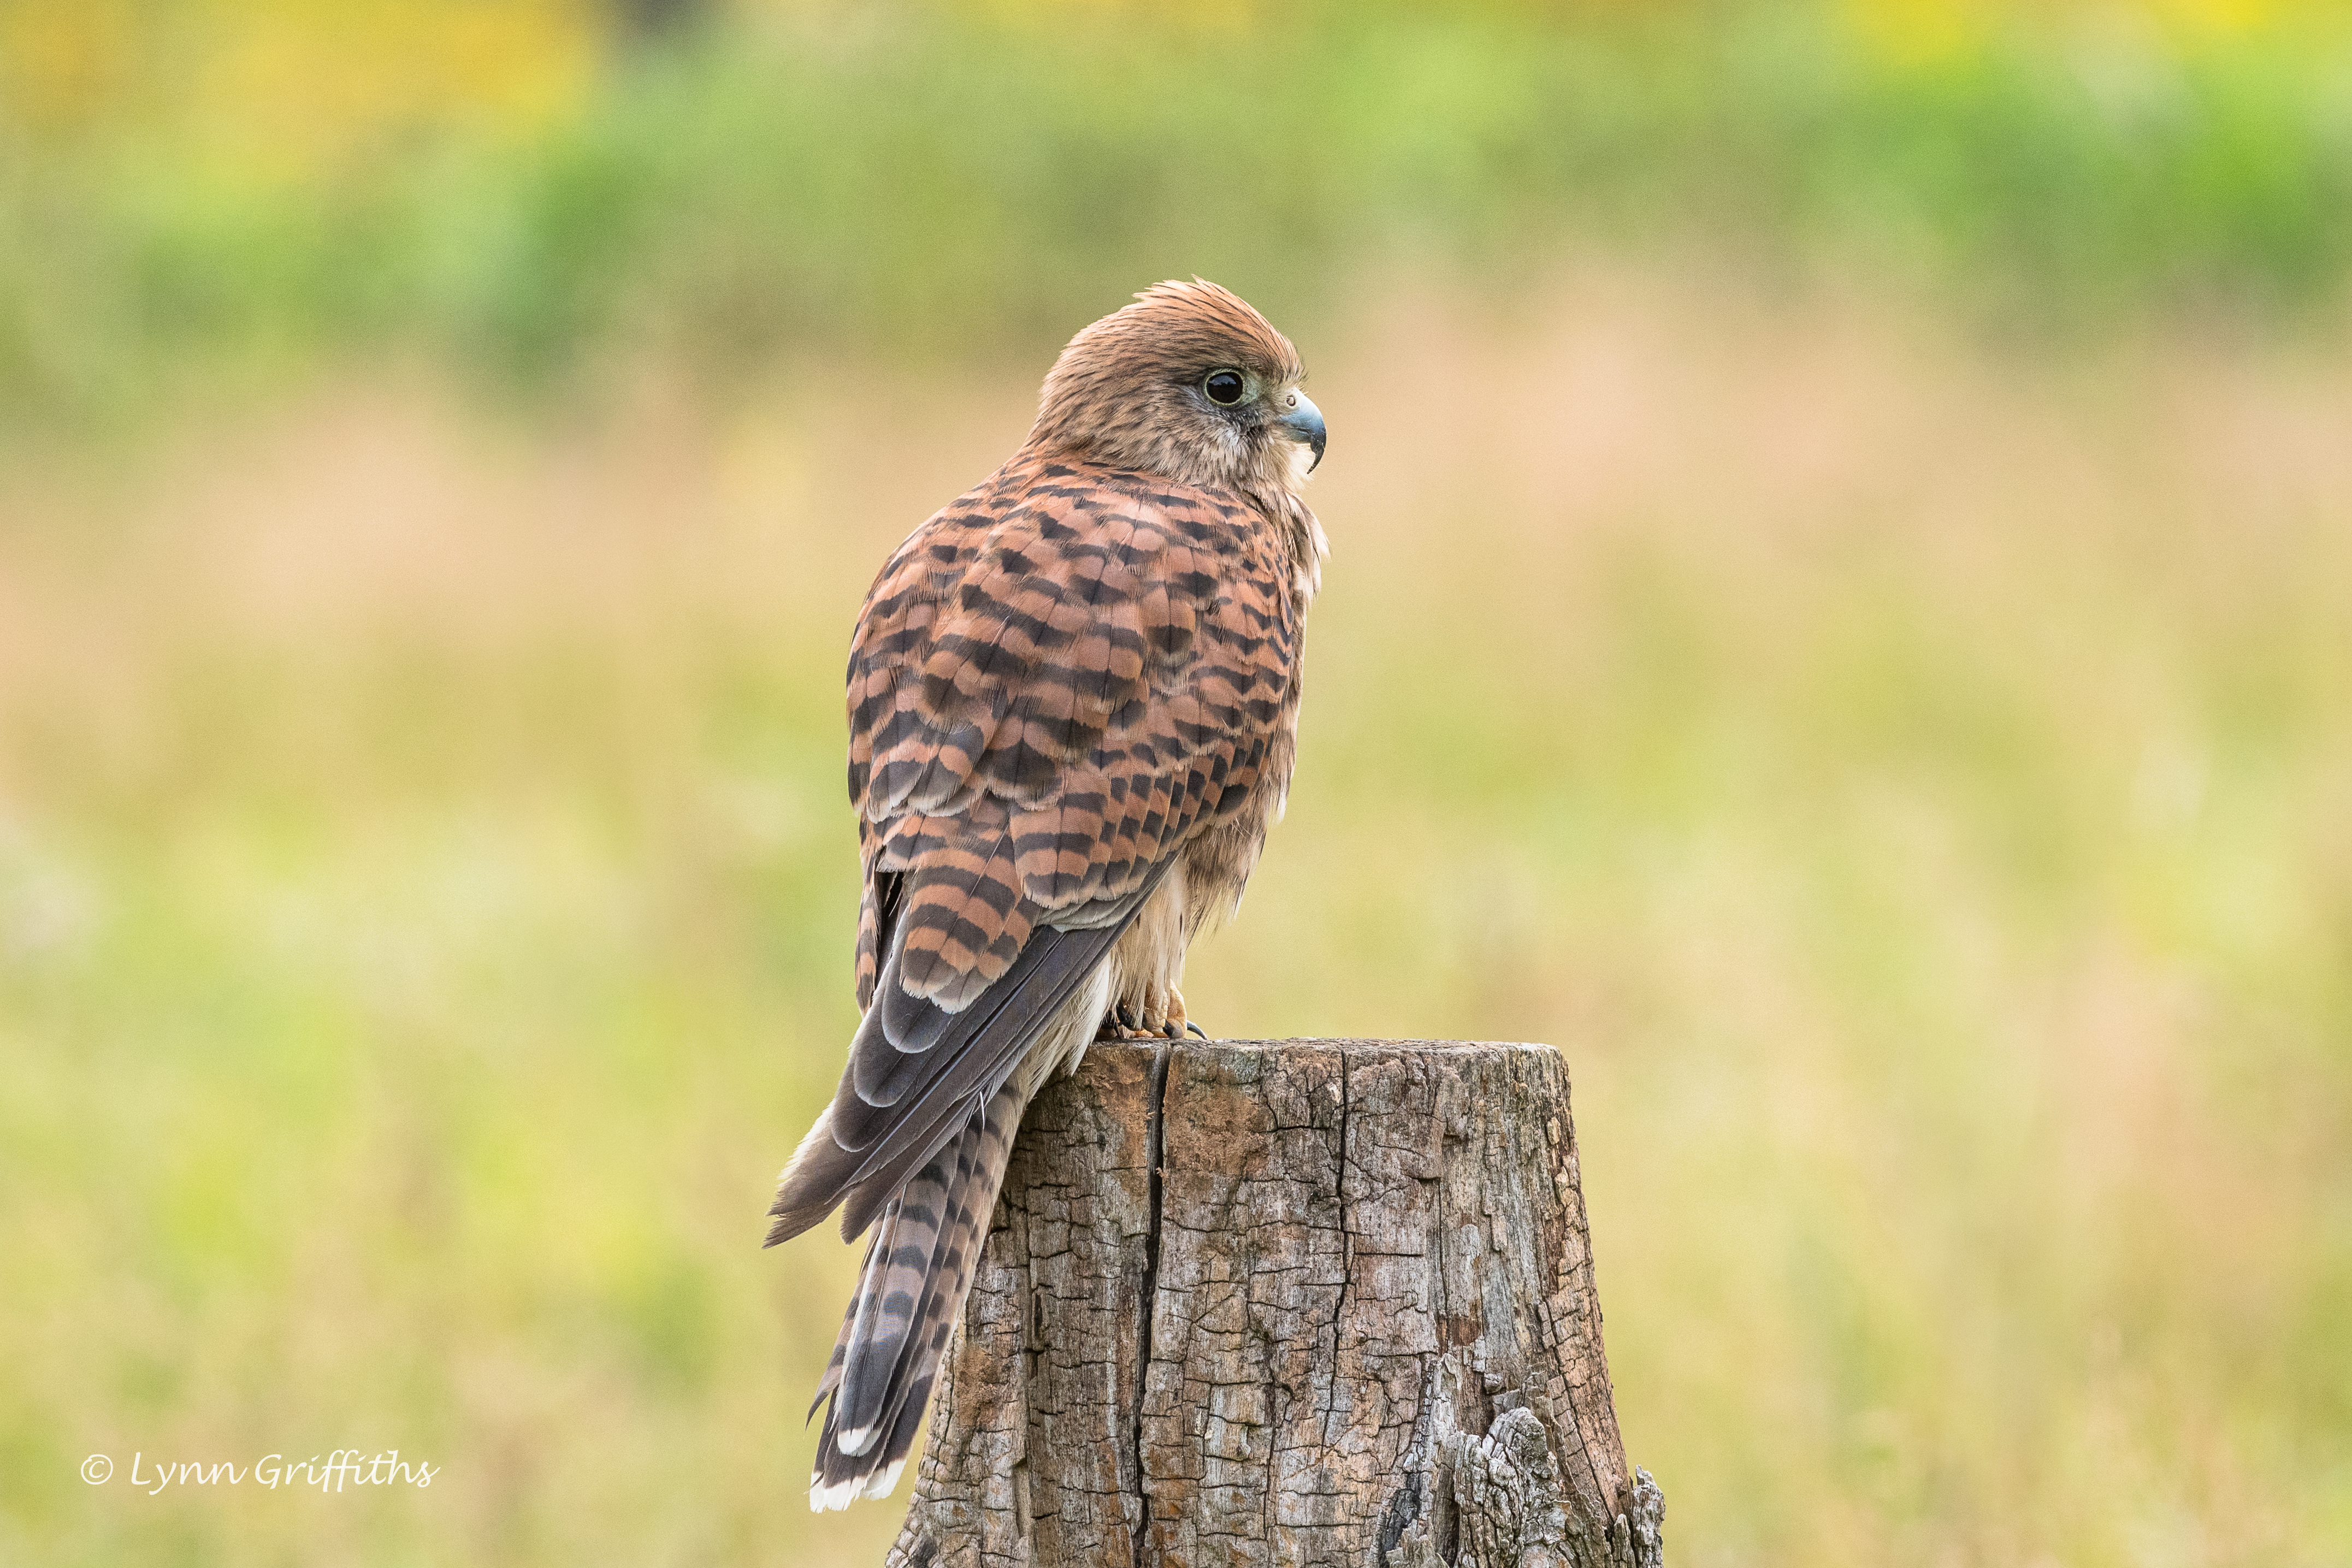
(883, 1039, 1664, 1568)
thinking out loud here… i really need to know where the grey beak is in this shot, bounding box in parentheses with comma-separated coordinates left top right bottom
(1279, 390, 1326, 471)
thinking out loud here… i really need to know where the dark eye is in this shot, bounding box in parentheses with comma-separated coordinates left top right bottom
(1202, 370, 1246, 406)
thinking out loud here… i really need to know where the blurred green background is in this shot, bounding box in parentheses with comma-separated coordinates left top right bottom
(4, 1, 2351, 1564)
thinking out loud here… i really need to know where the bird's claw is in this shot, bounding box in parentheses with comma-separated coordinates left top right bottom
(1098, 990, 1209, 1042)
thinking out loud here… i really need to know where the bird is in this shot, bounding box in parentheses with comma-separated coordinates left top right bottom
(764, 279, 1329, 1512)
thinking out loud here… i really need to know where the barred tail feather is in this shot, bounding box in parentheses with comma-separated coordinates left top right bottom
(809, 1082, 1025, 1511)
(805, 1227, 867, 1425)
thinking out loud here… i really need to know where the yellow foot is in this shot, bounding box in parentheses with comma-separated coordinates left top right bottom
(1161, 989, 1207, 1040)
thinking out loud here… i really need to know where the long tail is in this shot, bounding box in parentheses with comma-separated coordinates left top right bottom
(806, 1080, 1026, 1511)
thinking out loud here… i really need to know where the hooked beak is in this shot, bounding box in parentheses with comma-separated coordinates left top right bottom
(1278, 389, 1326, 472)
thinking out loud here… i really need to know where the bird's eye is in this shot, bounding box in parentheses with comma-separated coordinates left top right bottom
(1202, 370, 1246, 407)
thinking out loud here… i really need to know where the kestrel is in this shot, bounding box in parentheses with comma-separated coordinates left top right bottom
(765, 280, 1329, 1510)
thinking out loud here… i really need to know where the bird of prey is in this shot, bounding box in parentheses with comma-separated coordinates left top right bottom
(765, 280, 1329, 1511)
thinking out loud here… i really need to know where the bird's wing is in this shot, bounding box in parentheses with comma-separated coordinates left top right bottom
(768, 456, 1301, 1247)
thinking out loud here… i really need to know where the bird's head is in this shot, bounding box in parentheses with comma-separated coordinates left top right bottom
(1029, 279, 1326, 496)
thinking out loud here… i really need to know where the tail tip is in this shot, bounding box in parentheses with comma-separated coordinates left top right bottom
(807, 1457, 905, 1512)
(809, 1474, 861, 1513)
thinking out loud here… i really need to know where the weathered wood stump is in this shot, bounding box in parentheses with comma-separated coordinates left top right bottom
(885, 1039, 1664, 1568)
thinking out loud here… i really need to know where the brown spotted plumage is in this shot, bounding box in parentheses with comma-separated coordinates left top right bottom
(765, 280, 1328, 1511)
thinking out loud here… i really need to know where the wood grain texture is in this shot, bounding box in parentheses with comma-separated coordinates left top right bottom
(884, 1040, 1664, 1568)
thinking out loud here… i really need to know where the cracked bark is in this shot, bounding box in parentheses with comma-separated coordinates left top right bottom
(883, 1040, 1663, 1568)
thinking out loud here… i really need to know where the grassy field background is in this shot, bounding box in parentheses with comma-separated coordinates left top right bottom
(5, 3, 2352, 1565)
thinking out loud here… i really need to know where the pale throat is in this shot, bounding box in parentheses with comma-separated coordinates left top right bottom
(1272, 436, 1317, 496)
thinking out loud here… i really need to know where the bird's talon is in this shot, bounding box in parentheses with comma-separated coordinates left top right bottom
(1185, 1021, 1209, 1039)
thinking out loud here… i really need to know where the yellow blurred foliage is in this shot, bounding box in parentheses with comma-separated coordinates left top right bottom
(0, 0, 597, 176)
(0, 0, 139, 130)
(1842, 0, 2345, 60)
